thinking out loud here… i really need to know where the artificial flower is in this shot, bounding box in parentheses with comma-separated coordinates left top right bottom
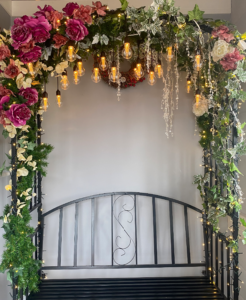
(65, 18, 89, 41)
(32, 25, 51, 43)
(16, 73, 32, 89)
(27, 161, 37, 171)
(193, 96, 208, 117)
(34, 5, 54, 18)
(62, 2, 79, 16)
(5, 122, 17, 138)
(74, 5, 93, 24)
(0, 95, 10, 110)
(6, 103, 31, 127)
(0, 44, 11, 61)
(238, 40, 246, 51)
(0, 110, 9, 126)
(17, 167, 28, 177)
(212, 25, 234, 43)
(19, 40, 35, 53)
(92, 1, 107, 16)
(4, 59, 20, 78)
(211, 40, 234, 62)
(220, 48, 245, 71)
(53, 33, 69, 49)
(18, 87, 38, 106)
(14, 59, 28, 74)
(11, 16, 33, 49)
(49, 10, 64, 29)
(0, 84, 14, 97)
(18, 46, 42, 64)
(55, 61, 68, 74)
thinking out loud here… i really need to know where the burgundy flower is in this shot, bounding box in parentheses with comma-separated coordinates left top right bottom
(32, 25, 50, 43)
(62, 2, 79, 16)
(220, 48, 245, 71)
(0, 84, 14, 97)
(49, 10, 64, 29)
(53, 33, 68, 49)
(6, 103, 31, 127)
(0, 110, 8, 126)
(74, 5, 93, 24)
(65, 19, 88, 41)
(19, 40, 35, 53)
(27, 16, 52, 32)
(11, 16, 33, 49)
(212, 25, 234, 43)
(18, 87, 38, 106)
(4, 59, 20, 79)
(18, 46, 42, 64)
(0, 44, 11, 61)
(34, 5, 54, 18)
(0, 96, 10, 110)
(92, 1, 107, 16)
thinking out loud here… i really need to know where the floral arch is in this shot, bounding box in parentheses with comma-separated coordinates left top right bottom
(0, 0, 246, 298)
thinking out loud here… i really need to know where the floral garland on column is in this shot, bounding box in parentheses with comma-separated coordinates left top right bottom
(0, 0, 245, 296)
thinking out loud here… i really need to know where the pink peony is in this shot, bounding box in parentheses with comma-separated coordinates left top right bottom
(74, 5, 93, 24)
(34, 5, 54, 18)
(0, 84, 14, 97)
(4, 59, 20, 79)
(212, 25, 234, 43)
(62, 2, 79, 16)
(53, 33, 68, 49)
(0, 44, 11, 61)
(11, 16, 33, 49)
(32, 25, 50, 43)
(220, 48, 245, 71)
(18, 87, 38, 106)
(0, 110, 8, 126)
(18, 46, 42, 63)
(92, 1, 107, 16)
(6, 103, 31, 127)
(0, 96, 10, 110)
(65, 19, 88, 41)
(27, 16, 52, 32)
(19, 40, 35, 53)
(49, 10, 64, 29)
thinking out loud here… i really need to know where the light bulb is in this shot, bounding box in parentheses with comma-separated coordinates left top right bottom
(195, 49, 202, 71)
(154, 60, 163, 78)
(167, 46, 173, 62)
(187, 75, 192, 93)
(148, 66, 156, 86)
(195, 89, 201, 106)
(42, 91, 49, 112)
(91, 62, 101, 83)
(99, 51, 108, 71)
(122, 37, 133, 60)
(61, 70, 70, 90)
(134, 58, 144, 80)
(109, 61, 121, 83)
(66, 46, 76, 62)
(73, 65, 80, 85)
(77, 59, 85, 76)
(27, 63, 35, 77)
(56, 90, 62, 108)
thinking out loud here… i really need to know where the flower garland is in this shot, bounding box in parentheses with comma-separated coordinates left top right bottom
(0, 0, 245, 297)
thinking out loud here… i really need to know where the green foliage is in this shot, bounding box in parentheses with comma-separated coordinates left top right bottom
(120, 0, 128, 10)
(188, 4, 205, 21)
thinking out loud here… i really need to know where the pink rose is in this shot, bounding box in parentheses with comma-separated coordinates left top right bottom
(18, 46, 42, 63)
(212, 25, 234, 43)
(53, 33, 68, 49)
(4, 59, 20, 79)
(27, 16, 52, 32)
(0, 96, 10, 110)
(62, 2, 79, 16)
(0, 110, 8, 126)
(0, 84, 14, 97)
(32, 25, 50, 43)
(92, 1, 107, 16)
(11, 16, 33, 49)
(34, 5, 54, 18)
(66, 19, 88, 41)
(18, 87, 38, 106)
(6, 104, 31, 127)
(49, 11, 63, 29)
(220, 48, 245, 71)
(0, 44, 11, 61)
(74, 5, 93, 24)
(19, 40, 35, 53)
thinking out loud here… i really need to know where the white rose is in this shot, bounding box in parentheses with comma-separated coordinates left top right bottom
(193, 97, 208, 117)
(238, 40, 246, 51)
(211, 40, 234, 62)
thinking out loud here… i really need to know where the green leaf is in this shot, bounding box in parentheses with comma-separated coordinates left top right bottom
(120, 0, 128, 10)
(27, 142, 36, 151)
(230, 162, 243, 175)
(188, 4, 204, 21)
(241, 218, 246, 227)
(2, 129, 8, 139)
(222, 159, 229, 164)
(0, 161, 5, 175)
(7, 271, 12, 284)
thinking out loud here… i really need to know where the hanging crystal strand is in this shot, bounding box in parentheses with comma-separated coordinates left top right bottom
(174, 46, 179, 110)
(162, 54, 170, 138)
(169, 62, 174, 137)
(116, 46, 121, 101)
(146, 31, 151, 73)
(194, 116, 197, 136)
(108, 50, 112, 86)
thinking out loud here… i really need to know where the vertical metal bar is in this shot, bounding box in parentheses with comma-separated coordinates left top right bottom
(184, 206, 191, 264)
(74, 203, 79, 267)
(35, 232, 38, 260)
(134, 195, 138, 265)
(210, 226, 213, 283)
(111, 195, 114, 266)
(203, 149, 209, 278)
(152, 197, 158, 265)
(91, 198, 95, 266)
(20, 288, 23, 300)
(25, 288, 28, 298)
(227, 245, 231, 299)
(221, 239, 224, 295)
(203, 220, 209, 277)
(215, 234, 219, 286)
(169, 201, 175, 265)
(57, 208, 63, 267)
(34, 172, 37, 206)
